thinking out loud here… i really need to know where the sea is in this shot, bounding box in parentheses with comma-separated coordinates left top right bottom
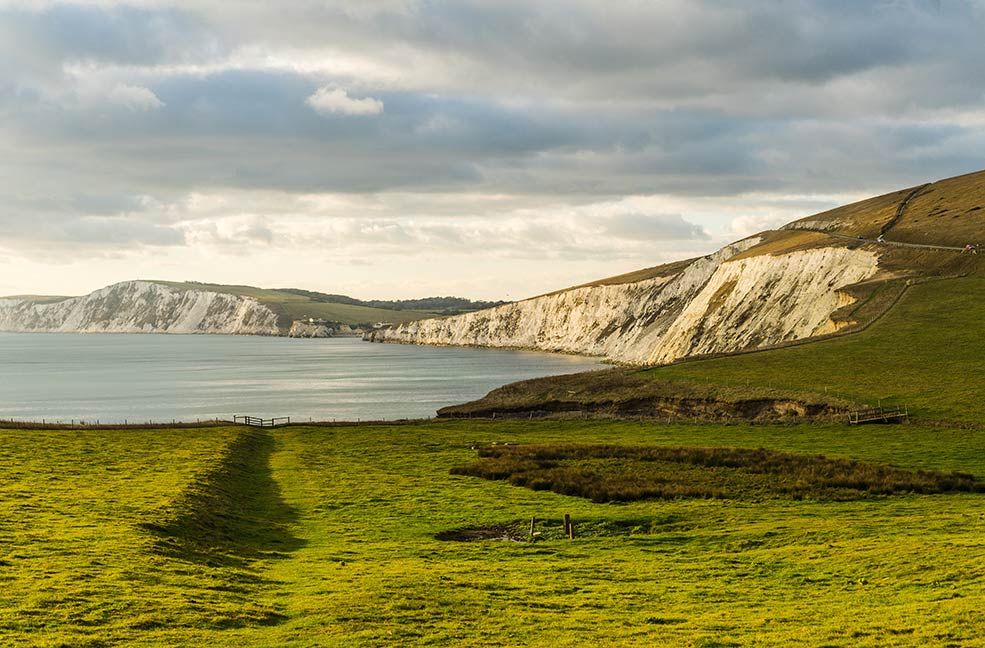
(0, 333, 602, 424)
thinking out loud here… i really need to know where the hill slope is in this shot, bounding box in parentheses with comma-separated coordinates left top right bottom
(440, 276, 985, 424)
(370, 170, 985, 365)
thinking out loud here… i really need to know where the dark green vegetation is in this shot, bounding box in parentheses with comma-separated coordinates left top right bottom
(158, 281, 505, 327)
(439, 367, 853, 420)
(3, 420, 985, 646)
(152, 281, 450, 328)
(278, 288, 506, 315)
(452, 443, 984, 502)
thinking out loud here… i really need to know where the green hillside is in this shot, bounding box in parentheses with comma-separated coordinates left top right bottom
(649, 276, 985, 424)
(787, 168, 985, 245)
(152, 281, 441, 328)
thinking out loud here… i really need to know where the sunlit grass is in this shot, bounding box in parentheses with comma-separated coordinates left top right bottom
(3, 420, 985, 646)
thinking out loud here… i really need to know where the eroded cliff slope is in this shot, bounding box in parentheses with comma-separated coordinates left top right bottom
(368, 232, 882, 365)
(0, 281, 280, 335)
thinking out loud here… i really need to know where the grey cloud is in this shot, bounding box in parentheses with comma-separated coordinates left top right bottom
(0, 214, 185, 252)
(187, 0, 985, 113)
(59, 217, 186, 246)
(2, 0, 985, 271)
(602, 213, 710, 241)
(0, 4, 221, 77)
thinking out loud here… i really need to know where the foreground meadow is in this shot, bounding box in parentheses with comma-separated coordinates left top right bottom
(2, 420, 984, 647)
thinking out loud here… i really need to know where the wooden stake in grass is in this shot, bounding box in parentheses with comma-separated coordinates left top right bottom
(529, 516, 537, 539)
(563, 513, 571, 536)
(568, 521, 575, 540)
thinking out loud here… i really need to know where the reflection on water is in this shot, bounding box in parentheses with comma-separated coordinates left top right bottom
(0, 333, 602, 423)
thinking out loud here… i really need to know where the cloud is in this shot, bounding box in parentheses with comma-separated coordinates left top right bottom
(601, 213, 710, 241)
(3, 1, 985, 297)
(729, 214, 789, 238)
(106, 82, 164, 111)
(306, 86, 383, 116)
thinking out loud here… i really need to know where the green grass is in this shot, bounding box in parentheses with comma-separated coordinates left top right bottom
(0, 426, 296, 646)
(646, 276, 985, 424)
(4, 419, 985, 646)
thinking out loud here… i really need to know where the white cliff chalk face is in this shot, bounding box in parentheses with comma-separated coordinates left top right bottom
(287, 322, 360, 337)
(0, 281, 280, 335)
(370, 240, 880, 365)
(645, 246, 879, 364)
(288, 321, 334, 338)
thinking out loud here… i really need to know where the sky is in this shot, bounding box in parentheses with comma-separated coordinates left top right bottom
(2, 0, 984, 300)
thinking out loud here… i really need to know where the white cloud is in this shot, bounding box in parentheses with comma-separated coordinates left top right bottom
(305, 86, 383, 116)
(729, 213, 788, 238)
(106, 83, 165, 111)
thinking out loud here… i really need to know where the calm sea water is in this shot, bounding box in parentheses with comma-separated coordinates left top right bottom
(0, 333, 601, 423)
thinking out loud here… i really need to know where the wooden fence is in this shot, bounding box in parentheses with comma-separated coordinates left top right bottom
(847, 404, 909, 425)
(233, 415, 291, 428)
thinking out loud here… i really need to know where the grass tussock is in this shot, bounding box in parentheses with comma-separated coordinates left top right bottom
(452, 443, 985, 503)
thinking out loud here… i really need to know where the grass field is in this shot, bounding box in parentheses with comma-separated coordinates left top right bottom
(3, 419, 985, 647)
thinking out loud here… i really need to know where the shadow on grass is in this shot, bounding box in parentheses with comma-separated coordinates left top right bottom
(140, 428, 306, 570)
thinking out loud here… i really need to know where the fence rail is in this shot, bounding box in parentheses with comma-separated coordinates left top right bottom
(848, 405, 909, 425)
(233, 415, 291, 428)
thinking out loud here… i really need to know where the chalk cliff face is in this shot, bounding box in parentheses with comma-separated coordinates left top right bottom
(287, 322, 358, 338)
(367, 239, 881, 365)
(0, 281, 280, 335)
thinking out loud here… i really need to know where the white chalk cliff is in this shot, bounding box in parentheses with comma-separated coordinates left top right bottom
(288, 321, 358, 338)
(0, 281, 280, 335)
(366, 237, 881, 365)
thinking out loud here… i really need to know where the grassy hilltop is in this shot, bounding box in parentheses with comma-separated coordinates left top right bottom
(6, 171, 985, 646)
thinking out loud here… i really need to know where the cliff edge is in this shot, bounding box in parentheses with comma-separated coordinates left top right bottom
(366, 232, 880, 365)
